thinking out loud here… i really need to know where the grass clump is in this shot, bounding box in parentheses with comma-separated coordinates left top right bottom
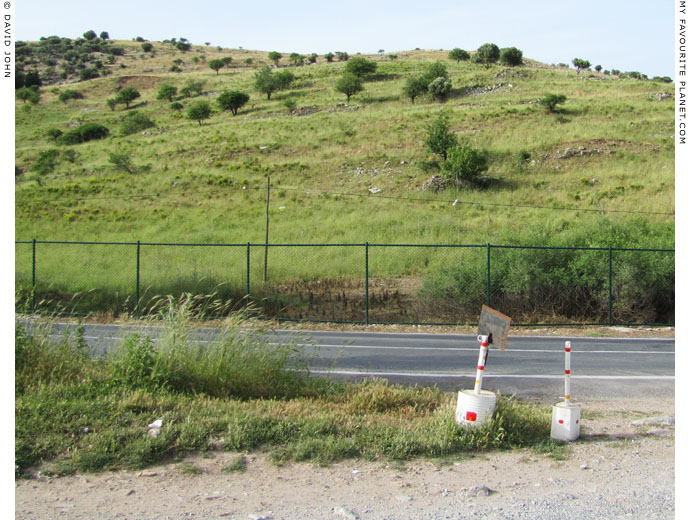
(15, 296, 555, 476)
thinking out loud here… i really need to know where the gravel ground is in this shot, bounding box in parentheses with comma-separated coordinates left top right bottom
(14, 396, 675, 520)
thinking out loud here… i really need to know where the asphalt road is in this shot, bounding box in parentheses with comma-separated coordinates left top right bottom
(17, 320, 675, 400)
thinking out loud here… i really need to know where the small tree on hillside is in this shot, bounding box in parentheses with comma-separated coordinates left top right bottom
(474, 43, 500, 65)
(572, 58, 591, 73)
(539, 93, 567, 112)
(141, 42, 153, 52)
(402, 76, 427, 103)
(186, 100, 211, 125)
(425, 113, 457, 160)
(100, 31, 110, 40)
(325, 52, 335, 62)
(209, 58, 225, 74)
(268, 51, 282, 66)
(83, 30, 97, 41)
(217, 90, 250, 115)
(335, 72, 363, 102)
(115, 87, 140, 108)
(254, 66, 278, 99)
(289, 52, 305, 66)
(424, 61, 448, 82)
(344, 57, 377, 77)
(448, 48, 470, 63)
(336, 51, 349, 62)
(157, 84, 177, 102)
(500, 47, 523, 66)
(428, 77, 452, 102)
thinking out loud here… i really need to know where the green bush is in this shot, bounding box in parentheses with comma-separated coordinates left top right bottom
(441, 146, 488, 182)
(500, 47, 523, 66)
(58, 89, 84, 103)
(428, 77, 452, 102)
(344, 57, 377, 77)
(58, 123, 110, 145)
(217, 90, 250, 116)
(33, 149, 60, 175)
(119, 111, 155, 136)
(425, 113, 457, 160)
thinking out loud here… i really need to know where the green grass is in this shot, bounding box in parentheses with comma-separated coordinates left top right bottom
(14, 41, 675, 323)
(15, 297, 557, 476)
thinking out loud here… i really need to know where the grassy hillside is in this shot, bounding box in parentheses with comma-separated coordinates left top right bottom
(14, 38, 675, 323)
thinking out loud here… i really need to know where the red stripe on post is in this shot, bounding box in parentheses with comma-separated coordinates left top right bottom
(565, 348, 571, 352)
(558, 420, 564, 424)
(565, 370, 571, 374)
(477, 366, 484, 370)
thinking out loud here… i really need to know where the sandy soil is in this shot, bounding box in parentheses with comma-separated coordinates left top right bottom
(15, 396, 675, 520)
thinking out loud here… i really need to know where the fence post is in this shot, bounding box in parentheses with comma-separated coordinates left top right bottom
(246, 242, 251, 307)
(608, 245, 613, 324)
(365, 242, 370, 325)
(486, 242, 492, 307)
(135, 240, 140, 316)
(31, 238, 36, 313)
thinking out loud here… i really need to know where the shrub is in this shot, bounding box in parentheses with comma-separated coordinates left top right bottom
(186, 100, 212, 125)
(141, 42, 153, 52)
(539, 93, 567, 112)
(79, 67, 100, 81)
(45, 128, 63, 141)
(289, 52, 305, 66)
(169, 102, 184, 111)
(423, 61, 448, 82)
(108, 151, 135, 173)
(325, 52, 335, 62)
(474, 43, 500, 65)
(336, 51, 349, 61)
(33, 149, 60, 175)
(428, 77, 452, 102)
(254, 66, 278, 99)
(58, 89, 84, 103)
(58, 123, 110, 145)
(274, 70, 296, 90)
(344, 57, 377, 77)
(448, 48, 470, 63)
(119, 111, 155, 136)
(268, 51, 282, 66)
(441, 146, 489, 183)
(500, 47, 523, 66)
(180, 80, 205, 98)
(157, 84, 178, 102)
(217, 90, 250, 116)
(208, 58, 225, 74)
(425, 113, 457, 160)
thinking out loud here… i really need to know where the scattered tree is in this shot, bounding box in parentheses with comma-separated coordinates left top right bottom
(308, 53, 318, 64)
(141, 42, 153, 52)
(180, 80, 205, 97)
(99, 31, 109, 40)
(594, 64, 602, 72)
(186, 100, 212, 125)
(423, 61, 448, 82)
(325, 52, 335, 62)
(402, 76, 427, 103)
(283, 98, 297, 113)
(268, 51, 282, 66)
(157, 84, 177, 102)
(289, 52, 305, 66)
(169, 102, 184, 111)
(425, 113, 457, 160)
(539, 93, 567, 112)
(254, 66, 278, 99)
(499, 47, 523, 66)
(448, 48, 470, 63)
(216, 90, 250, 115)
(474, 43, 500, 65)
(119, 111, 155, 136)
(336, 51, 349, 62)
(176, 41, 191, 52)
(208, 58, 225, 74)
(344, 57, 377, 77)
(334, 72, 363, 102)
(572, 58, 591, 73)
(114, 87, 140, 108)
(83, 30, 97, 41)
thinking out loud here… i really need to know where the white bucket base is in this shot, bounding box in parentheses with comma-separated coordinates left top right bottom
(550, 402, 581, 441)
(455, 389, 497, 427)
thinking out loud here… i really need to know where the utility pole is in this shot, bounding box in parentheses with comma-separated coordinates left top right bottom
(263, 176, 270, 282)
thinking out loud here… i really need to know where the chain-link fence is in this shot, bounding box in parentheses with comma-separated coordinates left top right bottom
(14, 240, 675, 326)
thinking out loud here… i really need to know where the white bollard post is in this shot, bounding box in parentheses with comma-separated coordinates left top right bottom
(474, 335, 490, 395)
(551, 340, 581, 441)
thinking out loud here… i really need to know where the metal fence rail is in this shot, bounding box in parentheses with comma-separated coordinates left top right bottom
(14, 239, 675, 326)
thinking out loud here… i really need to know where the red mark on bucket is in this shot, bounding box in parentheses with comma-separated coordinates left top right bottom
(558, 419, 564, 424)
(466, 411, 477, 421)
